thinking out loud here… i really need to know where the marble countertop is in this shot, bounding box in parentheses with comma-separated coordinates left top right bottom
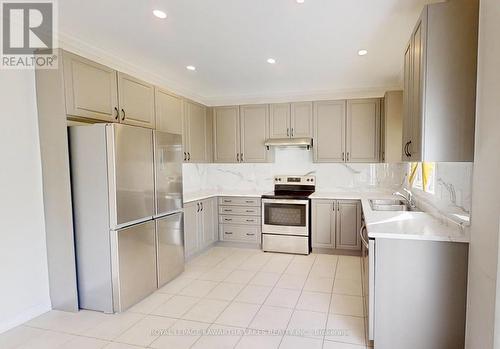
(311, 191, 469, 243)
(183, 190, 469, 243)
(183, 190, 266, 203)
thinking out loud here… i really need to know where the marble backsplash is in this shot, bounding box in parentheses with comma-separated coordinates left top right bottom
(183, 148, 407, 194)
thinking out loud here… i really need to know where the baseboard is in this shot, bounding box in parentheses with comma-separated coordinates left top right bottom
(312, 247, 362, 257)
(0, 301, 52, 334)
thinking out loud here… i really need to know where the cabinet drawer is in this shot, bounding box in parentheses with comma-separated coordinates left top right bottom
(219, 215, 261, 226)
(218, 197, 261, 207)
(219, 206, 261, 216)
(220, 224, 260, 242)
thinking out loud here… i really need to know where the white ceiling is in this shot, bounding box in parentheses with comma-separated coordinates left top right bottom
(58, 0, 434, 105)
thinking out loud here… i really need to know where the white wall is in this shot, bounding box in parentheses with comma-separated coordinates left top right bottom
(0, 70, 51, 333)
(184, 148, 406, 193)
(466, 0, 500, 347)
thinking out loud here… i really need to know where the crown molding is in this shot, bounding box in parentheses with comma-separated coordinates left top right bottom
(203, 85, 403, 106)
(57, 31, 403, 107)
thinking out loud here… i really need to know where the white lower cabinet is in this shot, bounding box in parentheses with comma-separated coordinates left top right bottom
(218, 196, 261, 244)
(183, 198, 217, 259)
(312, 199, 361, 251)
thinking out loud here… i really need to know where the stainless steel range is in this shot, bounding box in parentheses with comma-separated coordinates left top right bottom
(261, 175, 315, 255)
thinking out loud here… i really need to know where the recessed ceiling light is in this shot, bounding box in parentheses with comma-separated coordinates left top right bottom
(358, 49, 368, 56)
(267, 58, 276, 64)
(296, 0, 305, 3)
(186, 65, 196, 71)
(153, 10, 167, 19)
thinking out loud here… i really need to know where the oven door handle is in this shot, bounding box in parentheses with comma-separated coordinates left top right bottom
(360, 224, 369, 249)
(262, 198, 310, 205)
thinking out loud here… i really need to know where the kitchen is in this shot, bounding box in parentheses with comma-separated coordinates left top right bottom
(0, 0, 498, 348)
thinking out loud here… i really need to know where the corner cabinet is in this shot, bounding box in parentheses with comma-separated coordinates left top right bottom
(269, 102, 313, 139)
(346, 99, 381, 163)
(183, 198, 217, 260)
(402, 0, 478, 162)
(183, 100, 212, 163)
(213, 105, 271, 163)
(312, 199, 361, 252)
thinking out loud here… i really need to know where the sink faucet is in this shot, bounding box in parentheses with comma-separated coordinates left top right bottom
(392, 188, 416, 208)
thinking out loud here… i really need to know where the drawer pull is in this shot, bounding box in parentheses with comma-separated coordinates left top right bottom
(224, 200, 232, 203)
(245, 200, 254, 203)
(225, 232, 233, 235)
(246, 233, 255, 236)
(246, 219, 254, 222)
(224, 209, 233, 212)
(246, 210, 254, 213)
(224, 218, 233, 221)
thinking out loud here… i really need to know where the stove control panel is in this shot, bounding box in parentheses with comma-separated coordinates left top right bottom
(274, 175, 315, 185)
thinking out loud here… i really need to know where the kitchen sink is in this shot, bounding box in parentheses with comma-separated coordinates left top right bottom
(369, 199, 421, 212)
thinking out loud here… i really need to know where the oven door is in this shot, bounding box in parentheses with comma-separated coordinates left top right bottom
(262, 199, 309, 236)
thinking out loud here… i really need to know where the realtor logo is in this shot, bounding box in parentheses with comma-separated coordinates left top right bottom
(1, 0, 58, 69)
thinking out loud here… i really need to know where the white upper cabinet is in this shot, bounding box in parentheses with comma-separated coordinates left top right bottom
(313, 100, 346, 162)
(402, 0, 478, 162)
(117, 72, 155, 128)
(381, 91, 403, 163)
(214, 105, 270, 163)
(155, 88, 183, 134)
(183, 100, 211, 163)
(346, 99, 381, 163)
(290, 102, 313, 138)
(239, 104, 270, 163)
(213, 106, 240, 163)
(269, 102, 313, 139)
(63, 51, 119, 122)
(269, 103, 291, 139)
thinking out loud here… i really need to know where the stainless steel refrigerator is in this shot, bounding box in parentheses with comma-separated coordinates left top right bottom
(69, 124, 184, 313)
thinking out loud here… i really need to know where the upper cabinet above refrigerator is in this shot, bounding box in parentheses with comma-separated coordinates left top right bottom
(402, 0, 479, 162)
(62, 50, 155, 128)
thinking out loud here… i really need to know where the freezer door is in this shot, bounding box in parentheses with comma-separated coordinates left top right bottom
(156, 212, 185, 288)
(154, 131, 183, 216)
(110, 220, 157, 312)
(108, 124, 155, 228)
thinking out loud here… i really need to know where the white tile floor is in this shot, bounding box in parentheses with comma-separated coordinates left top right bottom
(0, 247, 369, 349)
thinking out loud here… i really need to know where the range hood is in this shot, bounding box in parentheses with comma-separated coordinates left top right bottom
(264, 137, 313, 150)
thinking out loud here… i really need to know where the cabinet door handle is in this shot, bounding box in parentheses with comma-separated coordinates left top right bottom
(200, 202, 203, 211)
(114, 107, 119, 120)
(121, 108, 125, 121)
(291, 128, 294, 137)
(237, 153, 240, 162)
(404, 142, 409, 157)
(347, 152, 350, 162)
(196, 203, 200, 212)
(188, 152, 191, 161)
(287, 128, 290, 137)
(246, 233, 255, 236)
(240, 153, 243, 162)
(184, 152, 187, 161)
(407, 141, 412, 157)
(342, 152, 345, 162)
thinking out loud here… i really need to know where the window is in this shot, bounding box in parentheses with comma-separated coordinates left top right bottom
(410, 162, 435, 194)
